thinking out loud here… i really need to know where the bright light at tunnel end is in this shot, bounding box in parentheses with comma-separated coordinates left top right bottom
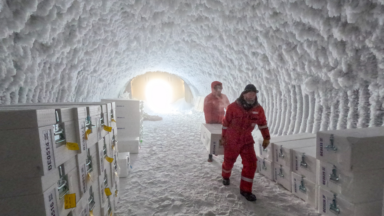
(145, 79, 173, 113)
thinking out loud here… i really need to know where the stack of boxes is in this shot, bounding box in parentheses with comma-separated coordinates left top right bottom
(101, 99, 143, 154)
(272, 138, 316, 193)
(257, 127, 384, 214)
(290, 144, 319, 210)
(256, 133, 315, 182)
(0, 102, 120, 216)
(100, 99, 143, 180)
(316, 127, 384, 216)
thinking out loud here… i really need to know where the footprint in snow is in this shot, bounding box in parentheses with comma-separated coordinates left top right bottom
(226, 193, 237, 200)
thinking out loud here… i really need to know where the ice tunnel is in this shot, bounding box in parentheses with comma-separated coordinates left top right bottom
(1, 0, 384, 215)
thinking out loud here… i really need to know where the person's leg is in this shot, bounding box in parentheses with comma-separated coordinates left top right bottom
(222, 142, 240, 181)
(239, 143, 257, 193)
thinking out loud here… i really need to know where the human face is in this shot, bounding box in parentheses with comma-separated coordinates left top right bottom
(243, 92, 256, 104)
(214, 85, 222, 96)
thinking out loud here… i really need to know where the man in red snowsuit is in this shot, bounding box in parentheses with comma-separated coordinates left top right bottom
(221, 84, 270, 202)
(204, 81, 230, 124)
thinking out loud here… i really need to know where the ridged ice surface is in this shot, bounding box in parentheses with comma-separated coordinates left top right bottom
(0, 0, 384, 133)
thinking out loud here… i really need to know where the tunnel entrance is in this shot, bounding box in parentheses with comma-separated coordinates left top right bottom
(127, 72, 193, 112)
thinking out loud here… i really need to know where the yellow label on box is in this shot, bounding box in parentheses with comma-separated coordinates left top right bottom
(85, 129, 92, 140)
(110, 212, 113, 216)
(90, 210, 94, 216)
(111, 119, 116, 123)
(103, 125, 113, 132)
(115, 190, 118, 197)
(64, 193, 76, 209)
(87, 173, 92, 182)
(105, 188, 112, 196)
(105, 156, 114, 163)
(66, 142, 80, 151)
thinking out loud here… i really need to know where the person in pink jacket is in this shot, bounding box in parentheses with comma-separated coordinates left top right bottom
(203, 81, 230, 124)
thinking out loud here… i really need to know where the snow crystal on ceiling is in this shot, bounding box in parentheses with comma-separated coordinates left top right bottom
(0, 0, 383, 133)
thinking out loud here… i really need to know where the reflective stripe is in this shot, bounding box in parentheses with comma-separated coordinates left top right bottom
(222, 127, 228, 129)
(222, 169, 231, 173)
(241, 176, 253, 183)
(258, 125, 268, 129)
(252, 112, 258, 114)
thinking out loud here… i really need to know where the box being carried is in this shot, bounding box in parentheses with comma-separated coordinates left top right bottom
(200, 124, 223, 160)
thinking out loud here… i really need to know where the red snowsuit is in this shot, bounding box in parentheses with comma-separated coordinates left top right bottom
(222, 100, 270, 192)
(203, 81, 230, 124)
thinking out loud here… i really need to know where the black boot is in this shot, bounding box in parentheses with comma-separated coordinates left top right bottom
(240, 190, 257, 202)
(223, 178, 230, 186)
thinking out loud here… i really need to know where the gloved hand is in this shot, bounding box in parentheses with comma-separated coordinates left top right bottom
(262, 139, 270, 149)
(220, 136, 226, 146)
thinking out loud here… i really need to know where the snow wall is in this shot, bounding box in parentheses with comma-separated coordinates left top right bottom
(0, 0, 384, 135)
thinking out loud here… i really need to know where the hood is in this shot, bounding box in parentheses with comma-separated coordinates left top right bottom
(211, 81, 222, 93)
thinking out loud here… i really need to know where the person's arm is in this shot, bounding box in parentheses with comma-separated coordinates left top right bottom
(222, 105, 233, 138)
(203, 96, 212, 123)
(257, 106, 271, 144)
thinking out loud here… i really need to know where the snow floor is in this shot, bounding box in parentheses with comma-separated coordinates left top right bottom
(115, 110, 321, 216)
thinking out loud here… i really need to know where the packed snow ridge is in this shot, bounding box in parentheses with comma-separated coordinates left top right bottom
(0, 0, 384, 134)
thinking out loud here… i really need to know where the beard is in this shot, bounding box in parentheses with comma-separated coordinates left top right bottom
(245, 99, 255, 104)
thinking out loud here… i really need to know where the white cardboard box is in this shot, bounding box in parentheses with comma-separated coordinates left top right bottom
(257, 156, 274, 181)
(117, 124, 142, 139)
(274, 163, 292, 191)
(96, 137, 113, 191)
(3, 103, 110, 151)
(2, 164, 82, 216)
(56, 166, 82, 214)
(101, 99, 142, 122)
(0, 106, 76, 122)
(113, 184, 120, 211)
(87, 180, 101, 216)
(291, 172, 318, 210)
(258, 133, 316, 161)
(273, 138, 316, 169)
(317, 126, 384, 172)
(118, 152, 130, 178)
(76, 144, 99, 197)
(119, 138, 140, 154)
(318, 186, 382, 216)
(52, 120, 79, 168)
(98, 175, 107, 212)
(200, 124, 223, 156)
(0, 155, 77, 199)
(101, 196, 113, 216)
(291, 146, 319, 184)
(0, 183, 60, 216)
(74, 192, 90, 216)
(110, 151, 119, 188)
(318, 160, 384, 203)
(100, 100, 116, 124)
(0, 125, 58, 179)
(0, 108, 56, 129)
